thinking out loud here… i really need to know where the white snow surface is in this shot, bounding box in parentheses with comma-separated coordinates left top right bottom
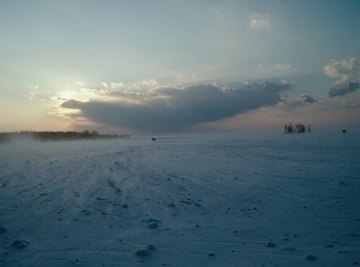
(0, 132, 359, 266)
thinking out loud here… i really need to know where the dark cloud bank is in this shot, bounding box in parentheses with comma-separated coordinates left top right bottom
(62, 82, 293, 133)
(328, 81, 360, 97)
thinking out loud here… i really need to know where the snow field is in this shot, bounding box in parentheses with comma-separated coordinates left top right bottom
(0, 133, 359, 266)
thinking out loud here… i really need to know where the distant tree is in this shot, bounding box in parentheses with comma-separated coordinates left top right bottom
(29, 130, 118, 141)
(284, 123, 294, 133)
(295, 123, 305, 133)
(82, 130, 90, 138)
(284, 122, 308, 134)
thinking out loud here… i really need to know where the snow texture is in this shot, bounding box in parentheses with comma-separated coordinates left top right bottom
(0, 132, 359, 266)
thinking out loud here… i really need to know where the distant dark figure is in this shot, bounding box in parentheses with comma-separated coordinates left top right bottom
(152, 137, 157, 141)
(308, 125, 311, 133)
(342, 129, 347, 133)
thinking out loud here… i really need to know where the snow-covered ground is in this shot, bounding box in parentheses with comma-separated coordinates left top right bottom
(0, 132, 359, 267)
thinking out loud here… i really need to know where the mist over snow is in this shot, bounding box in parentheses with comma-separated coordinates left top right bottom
(62, 81, 293, 133)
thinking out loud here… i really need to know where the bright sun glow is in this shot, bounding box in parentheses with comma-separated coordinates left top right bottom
(61, 90, 77, 100)
(57, 88, 113, 103)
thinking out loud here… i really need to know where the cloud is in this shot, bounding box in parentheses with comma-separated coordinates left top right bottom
(61, 99, 83, 109)
(279, 94, 318, 110)
(74, 81, 84, 86)
(325, 58, 360, 97)
(328, 81, 360, 97)
(324, 58, 360, 81)
(275, 64, 292, 71)
(257, 63, 293, 73)
(248, 13, 270, 29)
(26, 85, 53, 102)
(214, 8, 220, 17)
(110, 82, 125, 89)
(61, 81, 292, 133)
(301, 94, 318, 103)
(101, 82, 109, 89)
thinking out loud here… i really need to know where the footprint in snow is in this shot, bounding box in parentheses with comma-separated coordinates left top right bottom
(148, 221, 159, 229)
(305, 255, 317, 261)
(136, 244, 156, 257)
(11, 240, 30, 249)
(143, 218, 160, 229)
(136, 249, 149, 257)
(265, 241, 276, 248)
(0, 226, 7, 234)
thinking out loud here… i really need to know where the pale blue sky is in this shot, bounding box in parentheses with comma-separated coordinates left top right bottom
(1, 0, 359, 133)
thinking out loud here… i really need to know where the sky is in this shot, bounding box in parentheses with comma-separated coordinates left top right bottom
(1, 0, 360, 134)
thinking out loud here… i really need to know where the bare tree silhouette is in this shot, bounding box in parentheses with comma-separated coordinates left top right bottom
(284, 123, 309, 134)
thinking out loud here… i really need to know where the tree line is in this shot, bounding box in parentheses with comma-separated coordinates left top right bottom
(284, 123, 311, 133)
(0, 130, 125, 142)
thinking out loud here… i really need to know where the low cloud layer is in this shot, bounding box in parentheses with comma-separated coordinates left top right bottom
(62, 82, 292, 133)
(325, 58, 360, 97)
